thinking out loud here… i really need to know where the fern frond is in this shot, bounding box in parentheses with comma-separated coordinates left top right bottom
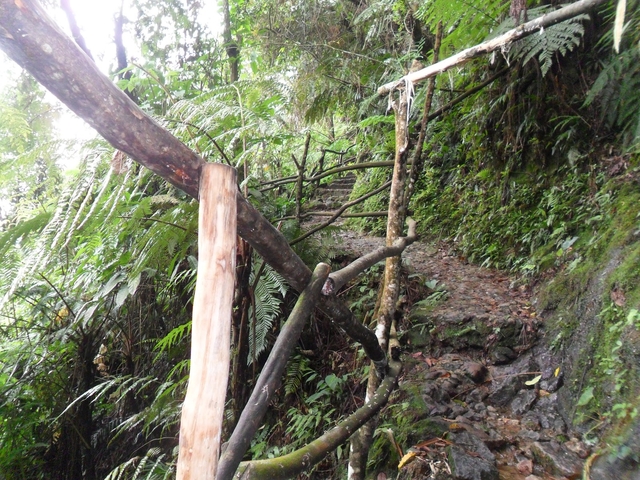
(416, 0, 507, 50)
(154, 321, 192, 356)
(248, 262, 288, 363)
(284, 353, 312, 397)
(491, 6, 589, 77)
(584, 46, 640, 146)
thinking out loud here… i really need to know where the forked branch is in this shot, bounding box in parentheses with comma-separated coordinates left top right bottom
(235, 360, 402, 480)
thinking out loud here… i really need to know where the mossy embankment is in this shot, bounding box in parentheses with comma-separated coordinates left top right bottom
(414, 150, 640, 470)
(534, 170, 640, 471)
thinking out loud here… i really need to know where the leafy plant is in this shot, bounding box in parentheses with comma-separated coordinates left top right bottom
(491, 6, 590, 77)
(248, 262, 289, 364)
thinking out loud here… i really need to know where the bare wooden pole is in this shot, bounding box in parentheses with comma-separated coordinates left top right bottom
(377, 0, 608, 95)
(348, 89, 410, 480)
(177, 163, 237, 480)
(217, 263, 330, 480)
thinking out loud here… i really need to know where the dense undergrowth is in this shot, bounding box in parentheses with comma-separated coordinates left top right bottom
(344, 1, 640, 465)
(349, 0, 640, 276)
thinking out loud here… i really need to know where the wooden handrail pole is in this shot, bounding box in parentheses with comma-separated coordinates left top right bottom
(177, 163, 237, 480)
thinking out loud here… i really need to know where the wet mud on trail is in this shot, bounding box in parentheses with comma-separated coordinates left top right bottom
(332, 230, 590, 480)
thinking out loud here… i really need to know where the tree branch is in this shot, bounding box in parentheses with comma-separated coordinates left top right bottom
(217, 263, 330, 480)
(259, 161, 396, 192)
(378, 0, 608, 95)
(327, 218, 417, 293)
(59, 0, 93, 60)
(290, 181, 391, 245)
(0, 0, 387, 366)
(235, 359, 402, 480)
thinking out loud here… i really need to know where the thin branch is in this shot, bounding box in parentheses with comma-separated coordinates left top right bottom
(59, 0, 93, 60)
(378, 0, 607, 94)
(274, 211, 387, 221)
(427, 67, 510, 121)
(404, 22, 443, 210)
(290, 181, 392, 245)
(117, 215, 189, 231)
(165, 118, 233, 166)
(327, 218, 417, 293)
(39, 273, 76, 319)
(259, 161, 396, 192)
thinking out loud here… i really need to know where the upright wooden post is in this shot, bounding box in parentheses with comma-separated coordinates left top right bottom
(177, 163, 237, 480)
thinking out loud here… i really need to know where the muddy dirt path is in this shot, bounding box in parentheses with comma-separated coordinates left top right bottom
(332, 230, 590, 480)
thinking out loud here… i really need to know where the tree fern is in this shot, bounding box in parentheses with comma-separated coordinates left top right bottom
(415, 0, 507, 51)
(490, 5, 590, 77)
(583, 5, 640, 147)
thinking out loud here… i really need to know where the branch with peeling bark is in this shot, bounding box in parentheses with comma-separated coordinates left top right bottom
(377, 0, 608, 95)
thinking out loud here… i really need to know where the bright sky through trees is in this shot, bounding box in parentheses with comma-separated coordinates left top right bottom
(1, 0, 223, 169)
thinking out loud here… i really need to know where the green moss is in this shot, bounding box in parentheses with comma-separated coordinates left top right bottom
(530, 172, 640, 457)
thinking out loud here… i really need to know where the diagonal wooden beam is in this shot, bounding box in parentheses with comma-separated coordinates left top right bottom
(0, 0, 309, 287)
(0, 0, 386, 366)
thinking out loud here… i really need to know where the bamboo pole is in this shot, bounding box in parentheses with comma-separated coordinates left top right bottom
(177, 163, 237, 480)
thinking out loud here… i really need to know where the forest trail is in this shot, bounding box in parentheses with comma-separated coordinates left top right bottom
(330, 229, 589, 479)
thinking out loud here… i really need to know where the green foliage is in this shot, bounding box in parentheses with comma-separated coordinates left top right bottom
(104, 447, 175, 480)
(583, 0, 640, 148)
(167, 79, 294, 178)
(575, 301, 640, 441)
(415, 0, 507, 51)
(0, 76, 63, 228)
(283, 353, 313, 398)
(2, 0, 639, 476)
(411, 158, 610, 271)
(491, 6, 589, 77)
(248, 261, 288, 363)
(0, 141, 199, 477)
(584, 49, 640, 148)
(285, 372, 348, 450)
